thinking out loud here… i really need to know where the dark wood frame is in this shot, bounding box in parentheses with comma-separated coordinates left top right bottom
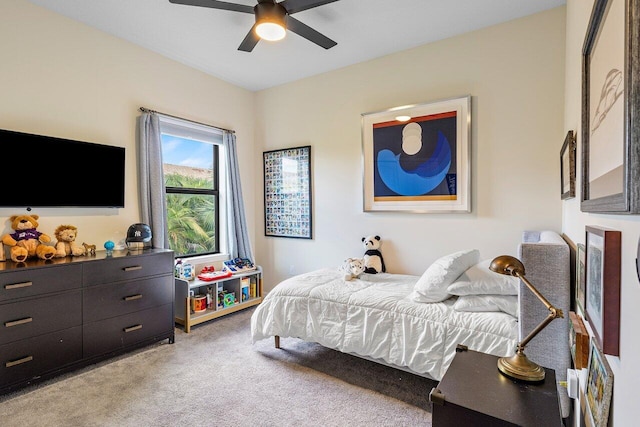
(561, 130, 576, 199)
(263, 145, 312, 239)
(581, 0, 640, 213)
(585, 226, 621, 356)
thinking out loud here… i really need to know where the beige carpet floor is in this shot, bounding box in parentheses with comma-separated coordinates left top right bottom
(0, 307, 435, 427)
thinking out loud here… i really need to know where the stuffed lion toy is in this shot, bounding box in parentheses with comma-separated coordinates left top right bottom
(54, 224, 86, 258)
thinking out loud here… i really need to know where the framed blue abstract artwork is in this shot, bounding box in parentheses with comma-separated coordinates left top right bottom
(361, 95, 471, 212)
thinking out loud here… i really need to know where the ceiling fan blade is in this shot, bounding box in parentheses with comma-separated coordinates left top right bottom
(280, 0, 339, 14)
(168, 0, 254, 14)
(238, 25, 260, 52)
(286, 16, 336, 49)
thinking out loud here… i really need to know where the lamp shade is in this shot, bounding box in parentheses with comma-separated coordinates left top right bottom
(489, 255, 525, 277)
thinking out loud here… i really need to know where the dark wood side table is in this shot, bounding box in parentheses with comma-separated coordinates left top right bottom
(429, 346, 563, 427)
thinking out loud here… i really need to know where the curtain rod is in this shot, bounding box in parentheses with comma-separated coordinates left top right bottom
(139, 107, 234, 134)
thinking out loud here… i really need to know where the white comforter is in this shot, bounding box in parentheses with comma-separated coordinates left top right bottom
(251, 269, 518, 380)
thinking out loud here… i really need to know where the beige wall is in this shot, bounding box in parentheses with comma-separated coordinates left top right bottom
(563, 1, 639, 425)
(254, 8, 566, 289)
(0, 0, 256, 250)
(13, 0, 633, 423)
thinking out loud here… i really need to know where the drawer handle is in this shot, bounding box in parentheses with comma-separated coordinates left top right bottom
(5, 317, 33, 328)
(124, 324, 143, 333)
(123, 266, 143, 272)
(4, 281, 33, 290)
(124, 294, 143, 301)
(6, 355, 34, 368)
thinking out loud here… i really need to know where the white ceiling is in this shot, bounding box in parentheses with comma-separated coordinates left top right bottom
(27, 0, 566, 92)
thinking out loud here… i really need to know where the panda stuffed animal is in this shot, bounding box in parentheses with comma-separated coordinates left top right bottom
(362, 235, 386, 274)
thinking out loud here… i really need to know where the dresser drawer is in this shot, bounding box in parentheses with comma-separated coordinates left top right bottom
(0, 291, 82, 345)
(83, 304, 173, 358)
(0, 264, 82, 302)
(83, 275, 174, 323)
(83, 252, 174, 286)
(0, 326, 82, 388)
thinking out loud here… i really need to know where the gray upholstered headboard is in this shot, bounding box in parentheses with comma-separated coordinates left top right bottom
(519, 230, 571, 418)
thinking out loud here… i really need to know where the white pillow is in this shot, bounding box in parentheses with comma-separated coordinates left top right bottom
(410, 249, 480, 303)
(453, 295, 518, 317)
(447, 259, 519, 296)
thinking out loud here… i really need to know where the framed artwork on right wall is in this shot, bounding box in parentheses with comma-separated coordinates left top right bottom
(580, 0, 640, 213)
(585, 225, 621, 356)
(576, 242, 587, 315)
(584, 339, 613, 427)
(561, 130, 576, 200)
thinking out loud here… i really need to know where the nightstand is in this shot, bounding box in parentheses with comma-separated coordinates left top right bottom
(429, 346, 562, 427)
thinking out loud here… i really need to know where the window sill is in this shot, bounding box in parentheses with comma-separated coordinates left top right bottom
(176, 253, 230, 265)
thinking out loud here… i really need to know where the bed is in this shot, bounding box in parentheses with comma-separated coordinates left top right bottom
(251, 230, 570, 417)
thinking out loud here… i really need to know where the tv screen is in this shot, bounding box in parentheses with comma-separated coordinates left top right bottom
(0, 128, 125, 208)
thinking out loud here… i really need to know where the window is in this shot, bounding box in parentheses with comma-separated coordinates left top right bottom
(159, 116, 226, 259)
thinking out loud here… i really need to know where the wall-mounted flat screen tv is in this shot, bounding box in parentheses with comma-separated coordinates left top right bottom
(0, 128, 125, 208)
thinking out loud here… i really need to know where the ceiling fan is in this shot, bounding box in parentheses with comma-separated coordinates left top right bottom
(168, 0, 340, 52)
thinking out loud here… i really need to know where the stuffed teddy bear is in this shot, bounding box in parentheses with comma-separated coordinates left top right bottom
(339, 257, 365, 281)
(362, 235, 386, 274)
(54, 224, 86, 258)
(1, 214, 57, 262)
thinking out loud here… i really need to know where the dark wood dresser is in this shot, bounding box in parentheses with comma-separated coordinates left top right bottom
(0, 248, 174, 394)
(429, 347, 563, 427)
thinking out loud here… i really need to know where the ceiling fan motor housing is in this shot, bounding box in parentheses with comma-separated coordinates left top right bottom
(255, 2, 287, 29)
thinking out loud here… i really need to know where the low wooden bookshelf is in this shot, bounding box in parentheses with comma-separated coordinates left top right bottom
(174, 267, 262, 333)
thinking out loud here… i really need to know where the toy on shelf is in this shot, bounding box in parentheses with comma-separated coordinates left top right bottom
(2, 214, 57, 262)
(222, 257, 257, 274)
(82, 242, 97, 255)
(104, 240, 115, 256)
(174, 260, 195, 281)
(223, 292, 236, 307)
(54, 224, 86, 258)
(197, 265, 233, 282)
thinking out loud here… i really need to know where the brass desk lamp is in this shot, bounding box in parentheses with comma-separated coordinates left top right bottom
(490, 255, 564, 382)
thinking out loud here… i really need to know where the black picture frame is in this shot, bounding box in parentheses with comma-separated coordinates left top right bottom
(561, 130, 576, 200)
(585, 226, 621, 356)
(581, 0, 640, 213)
(263, 145, 312, 239)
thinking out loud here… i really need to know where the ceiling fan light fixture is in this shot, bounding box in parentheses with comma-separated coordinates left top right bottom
(256, 22, 286, 41)
(255, 3, 287, 41)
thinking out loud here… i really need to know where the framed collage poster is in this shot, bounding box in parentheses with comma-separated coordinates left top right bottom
(581, 0, 640, 213)
(361, 95, 471, 213)
(585, 226, 621, 355)
(263, 146, 312, 239)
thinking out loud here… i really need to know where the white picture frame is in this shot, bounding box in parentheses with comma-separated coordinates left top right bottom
(361, 95, 471, 213)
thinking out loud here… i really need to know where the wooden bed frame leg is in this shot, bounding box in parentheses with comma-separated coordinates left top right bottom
(274, 335, 280, 349)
